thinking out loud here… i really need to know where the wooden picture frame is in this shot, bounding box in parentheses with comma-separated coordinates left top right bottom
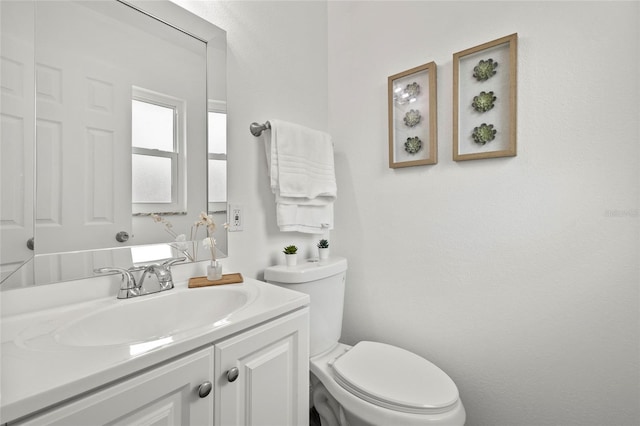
(453, 33, 517, 161)
(388, 61, 437, 168)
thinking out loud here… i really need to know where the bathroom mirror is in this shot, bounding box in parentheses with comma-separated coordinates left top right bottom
(0, 0, 227, 287)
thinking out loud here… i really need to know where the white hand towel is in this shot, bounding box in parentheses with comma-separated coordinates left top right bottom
(277, 204, 333, 234)
(264, 119, 337, 233)
(267, 119, 336, 203)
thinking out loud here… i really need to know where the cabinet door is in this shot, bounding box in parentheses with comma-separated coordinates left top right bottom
(215, 308, 309, 426)
(15, 348, 214, 426)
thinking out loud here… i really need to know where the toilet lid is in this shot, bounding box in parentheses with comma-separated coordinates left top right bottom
(331, 341, 459, 415)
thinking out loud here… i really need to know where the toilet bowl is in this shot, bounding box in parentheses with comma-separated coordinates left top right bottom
(310, 343, 465, 426)
(265, 257, 465, 426)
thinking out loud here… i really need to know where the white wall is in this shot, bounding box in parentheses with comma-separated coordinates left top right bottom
(328, 2, 639, 426)
(171, 0, 330, 276)
(176, 1, 639, 425)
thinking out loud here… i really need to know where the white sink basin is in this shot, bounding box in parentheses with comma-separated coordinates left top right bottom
(53, 288, 250, 347)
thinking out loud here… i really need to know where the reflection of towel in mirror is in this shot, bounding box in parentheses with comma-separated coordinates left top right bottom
(265, 119, 336, 233)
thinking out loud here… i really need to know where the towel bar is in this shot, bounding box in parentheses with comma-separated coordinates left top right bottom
(250, 121, 271, 136)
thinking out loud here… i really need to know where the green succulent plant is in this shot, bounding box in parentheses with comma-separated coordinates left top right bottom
(472, 123, 497, 145)
(405, 82, 421, 97)
(404, 136, 422, 154)
(317, 239, 329, 249)
(472, 91, 497, 113)
(473, 58, 498, 81)
(283, 245, 298, 255)
(403, 109, 422, 127)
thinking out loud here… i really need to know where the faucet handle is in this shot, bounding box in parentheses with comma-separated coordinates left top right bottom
(156, 257, 185, 290)
(94, 266, 134, 284)
(94, 267, 140, 298)
(162, 257, 186, 268)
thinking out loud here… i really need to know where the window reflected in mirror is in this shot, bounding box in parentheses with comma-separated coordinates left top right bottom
(132, 89, 185, 214)
(208, 108, 227, 210)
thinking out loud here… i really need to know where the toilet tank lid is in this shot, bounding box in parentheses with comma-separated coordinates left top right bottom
(264, 257, 347, 284)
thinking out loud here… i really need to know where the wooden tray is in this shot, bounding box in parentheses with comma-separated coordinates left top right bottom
(188, 273, 244, 288)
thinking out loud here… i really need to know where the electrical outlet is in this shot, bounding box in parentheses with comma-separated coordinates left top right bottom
(229, 204, 243, 231)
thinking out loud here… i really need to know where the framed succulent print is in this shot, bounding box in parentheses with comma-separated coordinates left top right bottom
(453, 33, 517, 161)
(388, 61, 437, 168)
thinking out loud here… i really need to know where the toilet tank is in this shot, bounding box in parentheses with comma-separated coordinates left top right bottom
(265, 257, 347, 357)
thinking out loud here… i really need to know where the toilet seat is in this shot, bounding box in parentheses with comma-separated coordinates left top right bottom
(330, 341, 460, 415)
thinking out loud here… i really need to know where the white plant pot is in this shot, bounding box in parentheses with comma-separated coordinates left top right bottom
(318, 248, 329, 260)
(285, 254, 297, 267)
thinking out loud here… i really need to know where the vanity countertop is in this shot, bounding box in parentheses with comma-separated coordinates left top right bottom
(0, 270, 309, 424)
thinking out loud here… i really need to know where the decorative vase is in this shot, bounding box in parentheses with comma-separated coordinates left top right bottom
(207, 260, 223, 281)
(285, 253, 297, 267)
(318, 247, 329, 261)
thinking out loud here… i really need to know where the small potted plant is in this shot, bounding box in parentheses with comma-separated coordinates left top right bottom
(317, 239, 329, 260)
(283, 245, 298, 267)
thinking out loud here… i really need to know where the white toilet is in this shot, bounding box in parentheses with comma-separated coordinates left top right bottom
(264, 257, 466, 426)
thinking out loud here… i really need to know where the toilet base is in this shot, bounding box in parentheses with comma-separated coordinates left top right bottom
(313, 374, 388, 426)
(311, 375, 348, 426)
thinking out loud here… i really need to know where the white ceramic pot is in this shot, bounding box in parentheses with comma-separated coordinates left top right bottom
(285, 254, 297, 267)
(318, 248, 329, 260)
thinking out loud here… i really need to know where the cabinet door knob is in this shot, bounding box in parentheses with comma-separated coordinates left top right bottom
(227, 367, 239, 382)
(198, 381, 212, 398)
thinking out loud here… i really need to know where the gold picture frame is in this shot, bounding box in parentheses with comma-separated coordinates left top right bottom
(453, 33, 517, 161)
(388, 61, 437, 168)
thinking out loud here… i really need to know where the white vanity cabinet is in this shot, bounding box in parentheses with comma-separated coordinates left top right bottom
(13, 347, 215, 425)
(214, 308, 309, 426)
(9, 308, 309, 426)
(2, 277, 311, 425)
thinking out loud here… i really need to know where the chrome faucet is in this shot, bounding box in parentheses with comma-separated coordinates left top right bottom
(138, 258, 185, 291)
(94, 257, 185, 299)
